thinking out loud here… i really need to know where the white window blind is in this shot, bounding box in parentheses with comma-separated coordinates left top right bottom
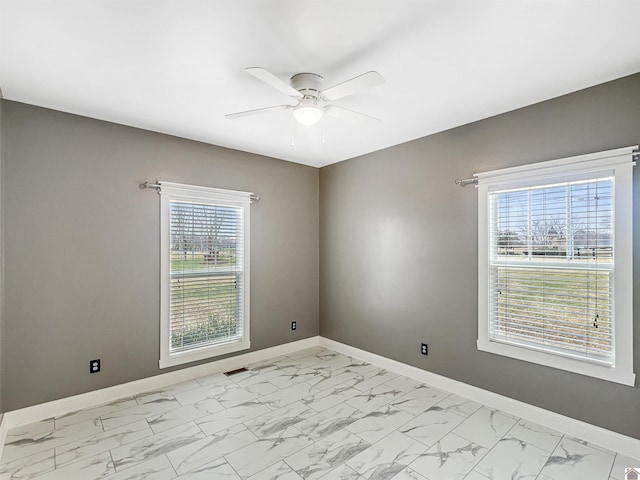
(476, 146, 636, 386)
(159, 182, 251, 368)
(169, 201, 245, 352)
(489, 177, 613, 364)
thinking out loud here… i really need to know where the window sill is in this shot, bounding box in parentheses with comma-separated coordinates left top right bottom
(477, 338, 636, 387)
(159, 339, 250, 369)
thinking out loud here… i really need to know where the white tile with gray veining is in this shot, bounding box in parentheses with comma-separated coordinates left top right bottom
(104, 455, 176, 480)
(266, 367, 324, 390)
(389, 384, 450, 416)
(244, 401, 316, 438)
(310, 354, 362, 373)
(345, 405, 414, 444)
(285, 429, 370, 480)
(224, 426, 313, 478)
(537, 436, 616, 480)
(246, 461, 303, 480)
(0, 347, 636, 480)
(110, 422, 205, 471)
(609, 454, 640, 480)
(176, 381, 259, 409)
(173, 457, 240, 480)
(344, 384, 409, 414)
(285, 353, 335, 371)
(295, 404, 364, 441)
(388, 467, 429, 480)
(195, 400, 271, 436)
(452, 406, 518, 449)
(301, 384, 362, 412)
(193, 372, 231, 388)
(55, 397, 138, 429)
(55, 420, 152, 467)
(101, 399, 182, 431)
(4, 420, 55, 441)
(214, 384, 265, 409)
(247, 354, 299, 371)
(134, 380, 202, 405)
(260, 381, 316, 410)
(432, 393, 482, 417)
(351, 370, 399, 393)
(166, 424, 257, 475)
(407, 432, 488, 480)
(0, 449, 55, 480)
(229, 362, 296, 389)
(507, 419, 563, 454)
(334, 362, 381, 380)
(295, 368, 336, 389)
(304, 368, 363, 392)
(345, 431, 426, 479)
(316, 463, 364, 480)
(2, 417, 104, 463)
(398, 406, 467, 447)
(471, 435, 550, 480)
(37, 451, 115, 480)
(463, 471, 493, 480)
(146, 398, 224, 434)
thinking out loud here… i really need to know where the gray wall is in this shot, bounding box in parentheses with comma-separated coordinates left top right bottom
(1, 101, 319, 411)
(320, 73, 640, 440)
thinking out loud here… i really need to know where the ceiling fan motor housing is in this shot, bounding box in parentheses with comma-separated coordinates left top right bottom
(290, 73, 323, 99)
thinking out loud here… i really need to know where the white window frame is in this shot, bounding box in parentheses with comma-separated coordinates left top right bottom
(477, 146, 636, 386)
(159, 181, 251, 369)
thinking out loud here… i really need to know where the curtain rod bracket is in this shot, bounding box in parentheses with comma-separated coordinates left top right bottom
(139, 181, 161, 191)
(455, 177, 478, 187)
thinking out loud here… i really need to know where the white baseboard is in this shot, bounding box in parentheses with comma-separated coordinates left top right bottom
(0, 414, 6, 465)
(2, 337, 319, 430)
(319, 337, 640, 460)
(3, 335, 638, 461)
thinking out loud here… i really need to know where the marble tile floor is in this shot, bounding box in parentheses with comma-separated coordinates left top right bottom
(0, 346, 638, 480)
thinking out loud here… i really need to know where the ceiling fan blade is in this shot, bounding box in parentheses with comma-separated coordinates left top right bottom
(321, 71, 384, 101)
(246, 67, 302, 98)
(325, 105, 380, 122)
(225, 104, 292, 119)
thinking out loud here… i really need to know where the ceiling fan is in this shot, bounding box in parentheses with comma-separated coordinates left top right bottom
(225, 67, 384, 126)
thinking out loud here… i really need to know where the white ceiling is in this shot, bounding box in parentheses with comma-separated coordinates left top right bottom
(1, 1, 640, 168)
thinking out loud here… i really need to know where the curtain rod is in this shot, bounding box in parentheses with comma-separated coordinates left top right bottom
(139, 181, 261, 202)
(454, 177, 478, 187)
(455, 147, 640, 188)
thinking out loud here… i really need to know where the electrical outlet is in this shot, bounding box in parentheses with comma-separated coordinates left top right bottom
(420, 343, 428, 355)
(90, 359, 101, 373)
(291, 321, 297, 331)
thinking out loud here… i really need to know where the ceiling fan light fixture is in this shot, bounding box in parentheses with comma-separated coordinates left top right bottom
(227, 68, 385, 128)
(293, 104, 323, 126)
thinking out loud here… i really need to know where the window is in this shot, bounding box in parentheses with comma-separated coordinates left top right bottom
(477, 146, 636, 385)
(159, 182, 251, 368)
